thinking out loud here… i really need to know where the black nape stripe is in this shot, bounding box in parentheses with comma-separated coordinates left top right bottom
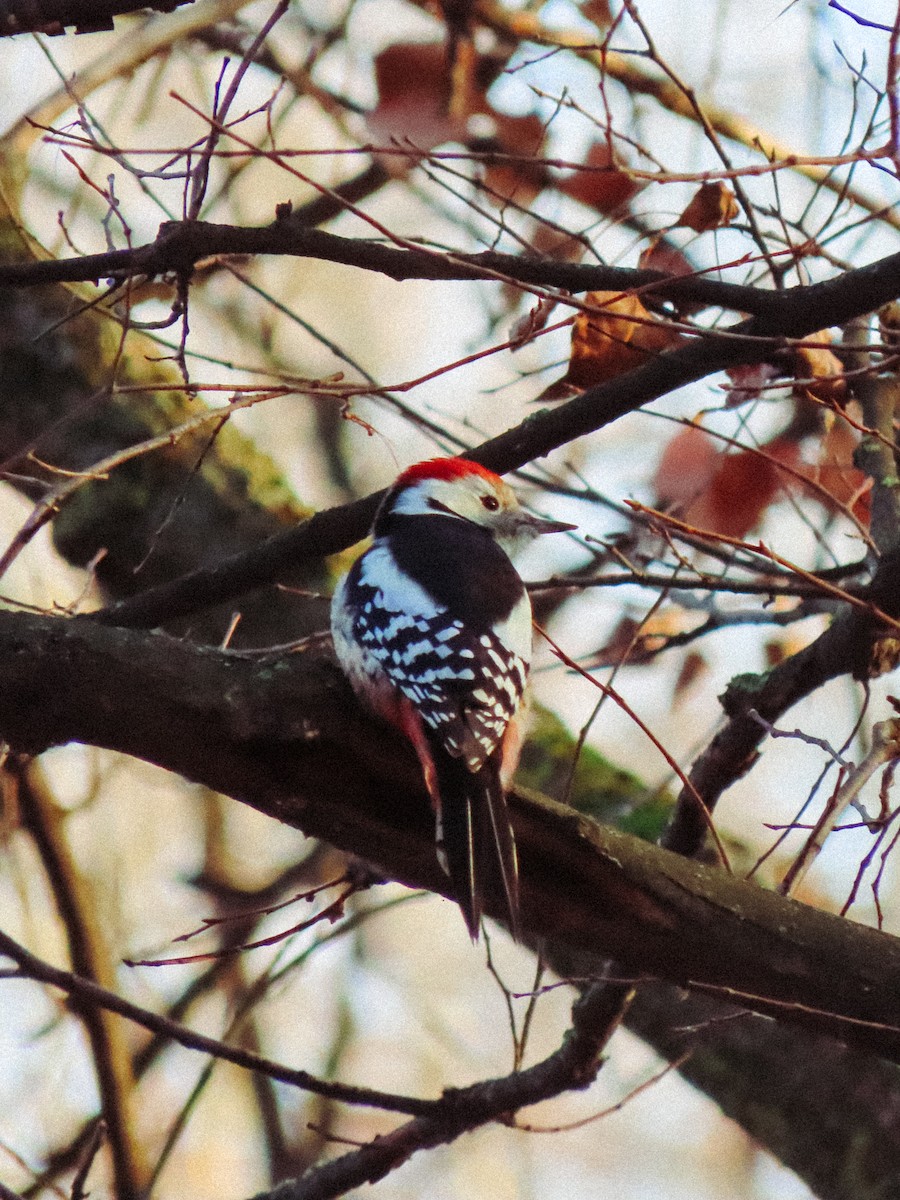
(380, 514, 524, 628)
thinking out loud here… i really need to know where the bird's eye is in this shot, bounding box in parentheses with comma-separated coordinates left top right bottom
(480, 494, 500, 512)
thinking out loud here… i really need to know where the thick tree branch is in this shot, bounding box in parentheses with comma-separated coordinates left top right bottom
(0, 0, 192, 36)
(0, 217, 785, 313)
(5, 609, 900, 1061)
(626, 983, 900, 1200)
(4, 217, 900, 326)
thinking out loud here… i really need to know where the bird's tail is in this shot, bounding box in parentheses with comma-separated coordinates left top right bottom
(431, 743, 520, 941)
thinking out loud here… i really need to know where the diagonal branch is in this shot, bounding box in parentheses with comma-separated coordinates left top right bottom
(0, 926, 439, 1116)
(665, 543, 900, 856)
(91, 239, 900, 632)
(252, 983, 628, 1200)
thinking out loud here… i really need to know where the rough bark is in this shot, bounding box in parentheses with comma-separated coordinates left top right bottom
(4, 608, 900, 1066)
(0, 0, 193, 37)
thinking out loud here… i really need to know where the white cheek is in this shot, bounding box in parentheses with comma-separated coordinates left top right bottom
(390, 477, 487, 524)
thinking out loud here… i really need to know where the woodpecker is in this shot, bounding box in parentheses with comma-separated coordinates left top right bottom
(331, 457, 574, 940)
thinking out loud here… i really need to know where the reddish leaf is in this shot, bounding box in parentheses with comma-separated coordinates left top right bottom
(703, 444, 786, 538)
(580, 0, 614, 27)
(673, 651, 708, 702)
(638, 237, 695, 278)
(482, 111, 548, 205)
(368, 43, 548, 202)
(676, 182, 739, 232)
(590, 612, 689, 667)
(560, 141, 641, 215)
(791, 420, 869, 520)
(724, 362, 780, 407)
(367, 42, 466, 157)
(592, 615, 641, 666)
(654, 425, 719, 508)
(655, 427, 798, 539)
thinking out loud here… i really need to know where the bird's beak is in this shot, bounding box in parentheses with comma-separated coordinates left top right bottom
(520, 513, 578, 536)
(495, 510, 577, 554)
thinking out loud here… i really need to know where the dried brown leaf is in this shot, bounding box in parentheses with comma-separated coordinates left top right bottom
(676, 182, 739, 233)
(564, 291, 681, 387)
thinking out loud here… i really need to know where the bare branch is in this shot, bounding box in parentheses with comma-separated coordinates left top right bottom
(252, 983, 629, 1200)
(0, 925, 437, 1117)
